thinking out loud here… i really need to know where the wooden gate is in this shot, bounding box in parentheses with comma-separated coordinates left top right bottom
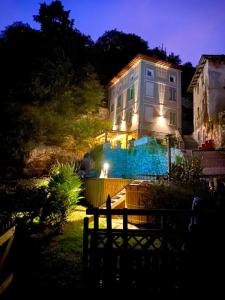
(83, 196, 204, 293)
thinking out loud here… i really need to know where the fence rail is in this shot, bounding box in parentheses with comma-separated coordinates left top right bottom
(0, 225, 16, 295)
(83, 196, 217, 292)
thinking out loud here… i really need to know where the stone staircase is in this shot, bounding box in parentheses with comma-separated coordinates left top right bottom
(100, 180, 145, 209)
(182, 135, 199, 150)
(100, 187, 127, 209)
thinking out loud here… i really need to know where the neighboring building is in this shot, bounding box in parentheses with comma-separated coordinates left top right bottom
(188, 55, 225, 149)
(106, 54, 182, 148)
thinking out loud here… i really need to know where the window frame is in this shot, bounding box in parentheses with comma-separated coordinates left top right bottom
(169, 87, 176, 101)
(117, 95, 122, 108)
(127, 84, 135, 101)
(169, 111, 176, 126)
(169, 75, 176, 83)
(146, 67, 154, 78)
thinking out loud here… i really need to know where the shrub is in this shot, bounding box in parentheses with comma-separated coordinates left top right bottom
(170, 156, 202, 185)
(41, 162, 83, 230)
(145, 181, 194, 210)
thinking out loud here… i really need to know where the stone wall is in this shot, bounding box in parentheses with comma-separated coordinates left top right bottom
(24, 145, 76, 177)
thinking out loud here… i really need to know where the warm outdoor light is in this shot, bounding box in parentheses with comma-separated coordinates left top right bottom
(132, 112, 138, 126)
(103, 162, 109, 178)
(120, 120, 126, 131)
(99, 162, 110, 178)
(158, 115, 165, 126)
(112, 124, 118, 131)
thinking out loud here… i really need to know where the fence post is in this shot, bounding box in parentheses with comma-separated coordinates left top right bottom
(106, 194, 112, 242)
(83, 217, 89, 272)
(104, 195, 113, 286)
(123, 208, 128, 250)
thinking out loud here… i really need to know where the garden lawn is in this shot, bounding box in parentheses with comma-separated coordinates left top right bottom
(38, 204, 87, 292)
(36, 203, 125, 292)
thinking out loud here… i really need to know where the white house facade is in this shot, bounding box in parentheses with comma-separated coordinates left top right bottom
(108, 54, 182, 146)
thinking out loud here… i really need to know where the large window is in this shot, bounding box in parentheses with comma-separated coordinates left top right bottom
(169, 87, 176, 101)
(117, 95, 122, 108)
(169, 112, 176, 125)
(144, 106, 154, 122)
(127, 85, 135, 101)
(146, 81, 154, 97)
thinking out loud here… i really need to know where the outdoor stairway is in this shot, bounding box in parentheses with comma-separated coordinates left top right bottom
(100, 180, 146, 209)
(100, 188, 127, 209)
(182, 135, 199, 150)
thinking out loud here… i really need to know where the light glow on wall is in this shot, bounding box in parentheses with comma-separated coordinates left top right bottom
(120, 120, 126, 131)
(132, 112, 138, 127)
(158, 115, 166, 126)
(112, 124, 118, 131)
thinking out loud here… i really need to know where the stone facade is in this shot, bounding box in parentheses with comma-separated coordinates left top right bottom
(188, 55, 225, 149)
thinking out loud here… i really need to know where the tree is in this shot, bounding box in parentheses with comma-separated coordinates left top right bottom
(22, 65, 108, 159)
(93, 29, 149, 84)
(33, 0, 74, 34)
(181, 62, 195, 134)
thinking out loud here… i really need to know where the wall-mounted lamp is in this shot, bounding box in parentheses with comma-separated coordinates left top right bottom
(120, 120, 126, 131)
(100, 162, 110, 178)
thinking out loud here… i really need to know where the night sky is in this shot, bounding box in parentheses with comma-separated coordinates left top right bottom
(0, 0, 225, 66)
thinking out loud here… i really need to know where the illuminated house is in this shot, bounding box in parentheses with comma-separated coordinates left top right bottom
(188, 55, 225, 149)
(106, 54, 182, 147)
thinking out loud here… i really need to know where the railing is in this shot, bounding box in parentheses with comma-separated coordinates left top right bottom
(83, 196, 217, 292)
(0, 225, 16, 295)
(134, 174, 168, 180)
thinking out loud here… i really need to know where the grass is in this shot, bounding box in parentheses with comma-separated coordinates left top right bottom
(36, 203, 125, 292)
(38, 204, 87, 291)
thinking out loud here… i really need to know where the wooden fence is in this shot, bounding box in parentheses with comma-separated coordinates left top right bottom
(83, 196, 218, 293)
(0, 225, 16, 295)
(84, 178, 131, 207)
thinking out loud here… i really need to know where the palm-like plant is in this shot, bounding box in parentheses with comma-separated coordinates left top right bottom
(41, 162, 83, 230)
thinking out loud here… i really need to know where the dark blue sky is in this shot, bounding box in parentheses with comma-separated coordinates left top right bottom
(1, 0, 225, 66)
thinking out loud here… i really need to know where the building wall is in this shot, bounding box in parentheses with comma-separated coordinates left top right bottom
(109, 61, 141, 132)
(193, 59, 225, 148)
(193, 61, 208, 144)
(109, 59, 182, 139)
(139, 60, 182, 137)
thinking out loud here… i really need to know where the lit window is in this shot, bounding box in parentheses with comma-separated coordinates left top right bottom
(127, 85, 135, 101)
(169, 112, 176, 125)
(169, 88, 176, 101)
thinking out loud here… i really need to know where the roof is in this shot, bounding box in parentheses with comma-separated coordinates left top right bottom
(108, 53, 182, 87)
(187, 54, 225, 93)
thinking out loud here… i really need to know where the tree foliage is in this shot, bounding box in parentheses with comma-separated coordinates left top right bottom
(0, 0, 191, 175)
